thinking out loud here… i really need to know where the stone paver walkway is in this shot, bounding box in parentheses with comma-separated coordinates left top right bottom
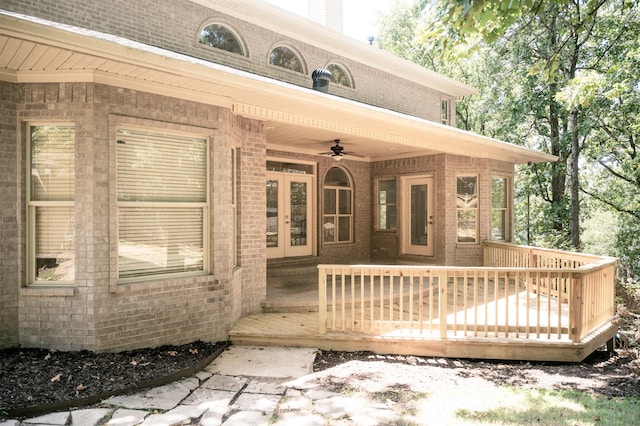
(1, 346, 396, 426)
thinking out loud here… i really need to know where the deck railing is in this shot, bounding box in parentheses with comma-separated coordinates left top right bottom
(318, 242, 616, 344)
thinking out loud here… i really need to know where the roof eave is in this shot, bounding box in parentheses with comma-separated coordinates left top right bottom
(0, 10, 555, 165)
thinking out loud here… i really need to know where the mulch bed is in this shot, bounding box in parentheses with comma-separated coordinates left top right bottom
(0, 340, 226, 417)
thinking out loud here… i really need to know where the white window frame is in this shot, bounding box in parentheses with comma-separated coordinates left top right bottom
(401, 175, 435, 256)
(323, 167, 353, 244)
(268, 44, 307, 74)
(441, 98, 450, 125)
(376, 178, 397, 231)
(326, 62, 354, 88)
(197, 20, 247, 56)
(456, 175, 479, 244)
(116, 127, 210, 282)
(231, 147, 238, 267)
(26, 123, 76, 285)
(491, 175, 511, 242)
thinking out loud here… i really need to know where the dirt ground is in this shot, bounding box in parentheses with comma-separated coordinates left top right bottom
(313, 346, 640, 399)
(1, 339, 639, 419)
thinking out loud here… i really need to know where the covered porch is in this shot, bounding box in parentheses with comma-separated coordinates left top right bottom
(231, 242, 618, 362)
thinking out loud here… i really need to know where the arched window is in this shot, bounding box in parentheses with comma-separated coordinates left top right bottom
(323, 167, 353, 244)
(326, 63, 353, 88)
(199, 23, 245, 55)
(269, 46, 304, 73)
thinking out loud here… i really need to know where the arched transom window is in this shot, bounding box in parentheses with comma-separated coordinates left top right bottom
(269, 45, 305, 73)
(326, 63, 353, 88)
(199, 23, 245, 56)
(323, 167, 353, 244)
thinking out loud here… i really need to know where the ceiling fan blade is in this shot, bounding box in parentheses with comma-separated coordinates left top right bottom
(342, 151, 365, 158)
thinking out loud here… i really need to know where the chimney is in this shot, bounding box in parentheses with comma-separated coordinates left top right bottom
(308, 0, 343, 32)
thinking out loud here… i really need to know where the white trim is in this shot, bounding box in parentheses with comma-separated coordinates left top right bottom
(490, 174, 512, 242)
(456, 175, 479, 245)
(401, 175, 434, 256)
(115, 126, 211, 282)
(267, 42, 308, 75)
(196, 19, 249, 57)
(26, 123, 76, 285)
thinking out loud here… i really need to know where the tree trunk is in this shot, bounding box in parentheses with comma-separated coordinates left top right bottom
(569, 108, 581, 250)
(549, 83, 567, 236)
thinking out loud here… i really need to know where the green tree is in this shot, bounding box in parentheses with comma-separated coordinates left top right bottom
(379, 0, 637, 257)
(562, 2, 640, 281)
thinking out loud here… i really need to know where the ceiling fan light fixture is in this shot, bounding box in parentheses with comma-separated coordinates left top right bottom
(330, 139, 344, 160)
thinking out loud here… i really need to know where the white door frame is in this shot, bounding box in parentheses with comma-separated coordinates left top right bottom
(401, 175, 434, 256)
(266, 172, 315, 259)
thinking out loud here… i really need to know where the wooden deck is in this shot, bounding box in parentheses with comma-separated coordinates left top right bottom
(229, 311, 615, 362)
(231, 306, 615, 363)
(231, 243, 618, 362)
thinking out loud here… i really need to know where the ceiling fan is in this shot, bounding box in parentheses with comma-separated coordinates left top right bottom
(318, 139, 363, 161)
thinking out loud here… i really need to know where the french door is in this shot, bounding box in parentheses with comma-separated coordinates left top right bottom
(266, 172, 314, 259)
(402, 176, 434, 256)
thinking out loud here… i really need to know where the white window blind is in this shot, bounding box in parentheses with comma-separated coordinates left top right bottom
(116, 129, 208, 280)
(119, 208, 204, 278)
(31, 126, 75, 201)
(29, 125, 75, 283)
(116, 130, 206, 203)
(35, 207, 75, 255)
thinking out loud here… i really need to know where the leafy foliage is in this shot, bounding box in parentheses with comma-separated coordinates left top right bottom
(377, 0, 640, 280)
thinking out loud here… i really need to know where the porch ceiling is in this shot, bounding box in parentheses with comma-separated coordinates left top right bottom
(0, 10, 557, 164)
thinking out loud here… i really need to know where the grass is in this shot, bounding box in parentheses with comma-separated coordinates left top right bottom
(327, 380, 639, 425)
(400, 384, 640, 425)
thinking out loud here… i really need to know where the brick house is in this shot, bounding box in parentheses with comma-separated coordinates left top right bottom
(0, 0, 569, 353)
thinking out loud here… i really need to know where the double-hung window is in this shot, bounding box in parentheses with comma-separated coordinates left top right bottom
(456, 176, 478, 243)
(491, 176, 510, 241)
(28, 125, 75, 284)
(116, 129, 209, 280)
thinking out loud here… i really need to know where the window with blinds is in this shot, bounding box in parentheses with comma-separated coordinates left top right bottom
(116, 129, 208, 280)
(28, 125, 75, 283)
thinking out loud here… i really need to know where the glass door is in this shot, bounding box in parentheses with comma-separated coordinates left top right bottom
(402, 176, 434, 256)
(266, 172, 314, 258)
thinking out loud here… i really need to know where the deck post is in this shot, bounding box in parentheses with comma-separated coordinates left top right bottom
(318, 266, 327, 334)
(569, 272, 583, 343)
(438, 271, 448, 339)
